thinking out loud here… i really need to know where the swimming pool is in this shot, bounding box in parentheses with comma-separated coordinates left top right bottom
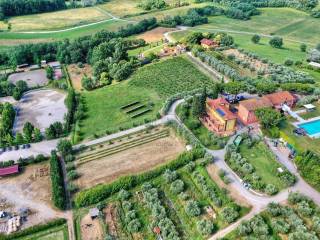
(299, 119, 320, 136)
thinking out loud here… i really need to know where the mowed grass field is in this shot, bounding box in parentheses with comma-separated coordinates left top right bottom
(80, 82, 162, 139)
(80, 56, 214, 140)
(6, 7, 111, 32)
(197, 8, 320, 45)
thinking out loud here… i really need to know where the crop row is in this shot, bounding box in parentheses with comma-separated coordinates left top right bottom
(77, 131, 169, 164)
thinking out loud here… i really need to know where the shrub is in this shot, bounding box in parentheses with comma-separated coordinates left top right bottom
(66, 162, 75, 171)
(197, 219, 214, 236)
(297, 201, 313, 216)
(272, 218, 290, 234)
(185, 161, 196, 172)
(221, 206, 239, 223)
(288, 192, 309, 204)
(163, 169, 178, 183)
(127, 219, 141, 233)
(179, 192, 189, 201)
(267, 202, 283, 217)
(122, 201, 133, 211)
(67, 170, 79, 180)
(118, 189, 131, 201)
(67, 183, 78, 193)
(185, 200, 201, 217)
(170, 179, 184, 194)
(125, 210, 137, 222)
(264, 184, 278, 195)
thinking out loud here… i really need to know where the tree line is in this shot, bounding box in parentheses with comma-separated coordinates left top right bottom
(0, 0, 66, 19)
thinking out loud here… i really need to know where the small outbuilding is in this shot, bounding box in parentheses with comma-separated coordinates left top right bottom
(303, 104, 316, 112)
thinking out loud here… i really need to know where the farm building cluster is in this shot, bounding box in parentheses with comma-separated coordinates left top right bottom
(203, 91, 298, 136)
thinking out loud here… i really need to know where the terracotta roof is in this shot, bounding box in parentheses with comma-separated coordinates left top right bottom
(264, 91, 296, 106)
(0, 165, 19, 176)
(239, 98, 273, 111)
(207, 98, 237, 120)
(200, 38, 215, 46)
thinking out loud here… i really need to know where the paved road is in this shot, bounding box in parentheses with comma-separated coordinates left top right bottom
(0, 139, 59, 162)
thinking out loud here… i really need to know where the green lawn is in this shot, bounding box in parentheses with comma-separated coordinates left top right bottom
(80, 81, 162, 140)
(129, 56, 216, 98)
(280, 121, 320, 155)
(239, 142, 286, 190)
(16, 225, 68, 240)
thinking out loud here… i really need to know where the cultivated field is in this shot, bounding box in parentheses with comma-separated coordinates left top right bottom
(75, 127, 185, 189)
(8, 70, 49, 88)
(13, 89, 67, 133)
(129, 56, 215, 98)
(0, 163, 61, 229)
(200, 8, 320, 45)
(8, 7, 111, 32)
(67, 64, 93, 91)
(136, 27, 175, 42)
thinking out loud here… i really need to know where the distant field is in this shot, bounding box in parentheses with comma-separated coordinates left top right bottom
(198, 8, 320, 45)
(7, 7, 111, 32)
(0, 19, 128, 42)
(99, 0, 144, 17)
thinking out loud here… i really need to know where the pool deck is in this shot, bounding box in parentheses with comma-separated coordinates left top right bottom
(292, 116, 320, 139)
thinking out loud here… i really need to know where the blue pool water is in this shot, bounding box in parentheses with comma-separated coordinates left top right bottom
(299, 120, 320, 135)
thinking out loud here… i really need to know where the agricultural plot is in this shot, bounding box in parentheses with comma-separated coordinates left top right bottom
(99, 0, 145, 18)
(226, 135, 296, 195)
(75, 160, 248, 240)
(129, 56, 215, 98)
(13, 89, 67, 133)
(74, 127, 185, 190)
(225, 193, 320, 240)
(8, 7, 111, 32)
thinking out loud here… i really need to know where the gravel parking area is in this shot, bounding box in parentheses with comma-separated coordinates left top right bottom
(8, 69, 49, 87)
(13, 89, 67, 133)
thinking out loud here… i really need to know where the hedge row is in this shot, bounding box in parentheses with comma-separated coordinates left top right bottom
(74, 148, 205, 208)
(50, 151, 66, 210)
(0, 218, 66, 240)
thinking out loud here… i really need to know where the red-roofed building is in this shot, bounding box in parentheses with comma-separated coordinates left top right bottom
(0, 165, 19, 177)
(203, 98, 237, 136)
(200, 39, 218, 49)
(264, 91, 296, 109)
